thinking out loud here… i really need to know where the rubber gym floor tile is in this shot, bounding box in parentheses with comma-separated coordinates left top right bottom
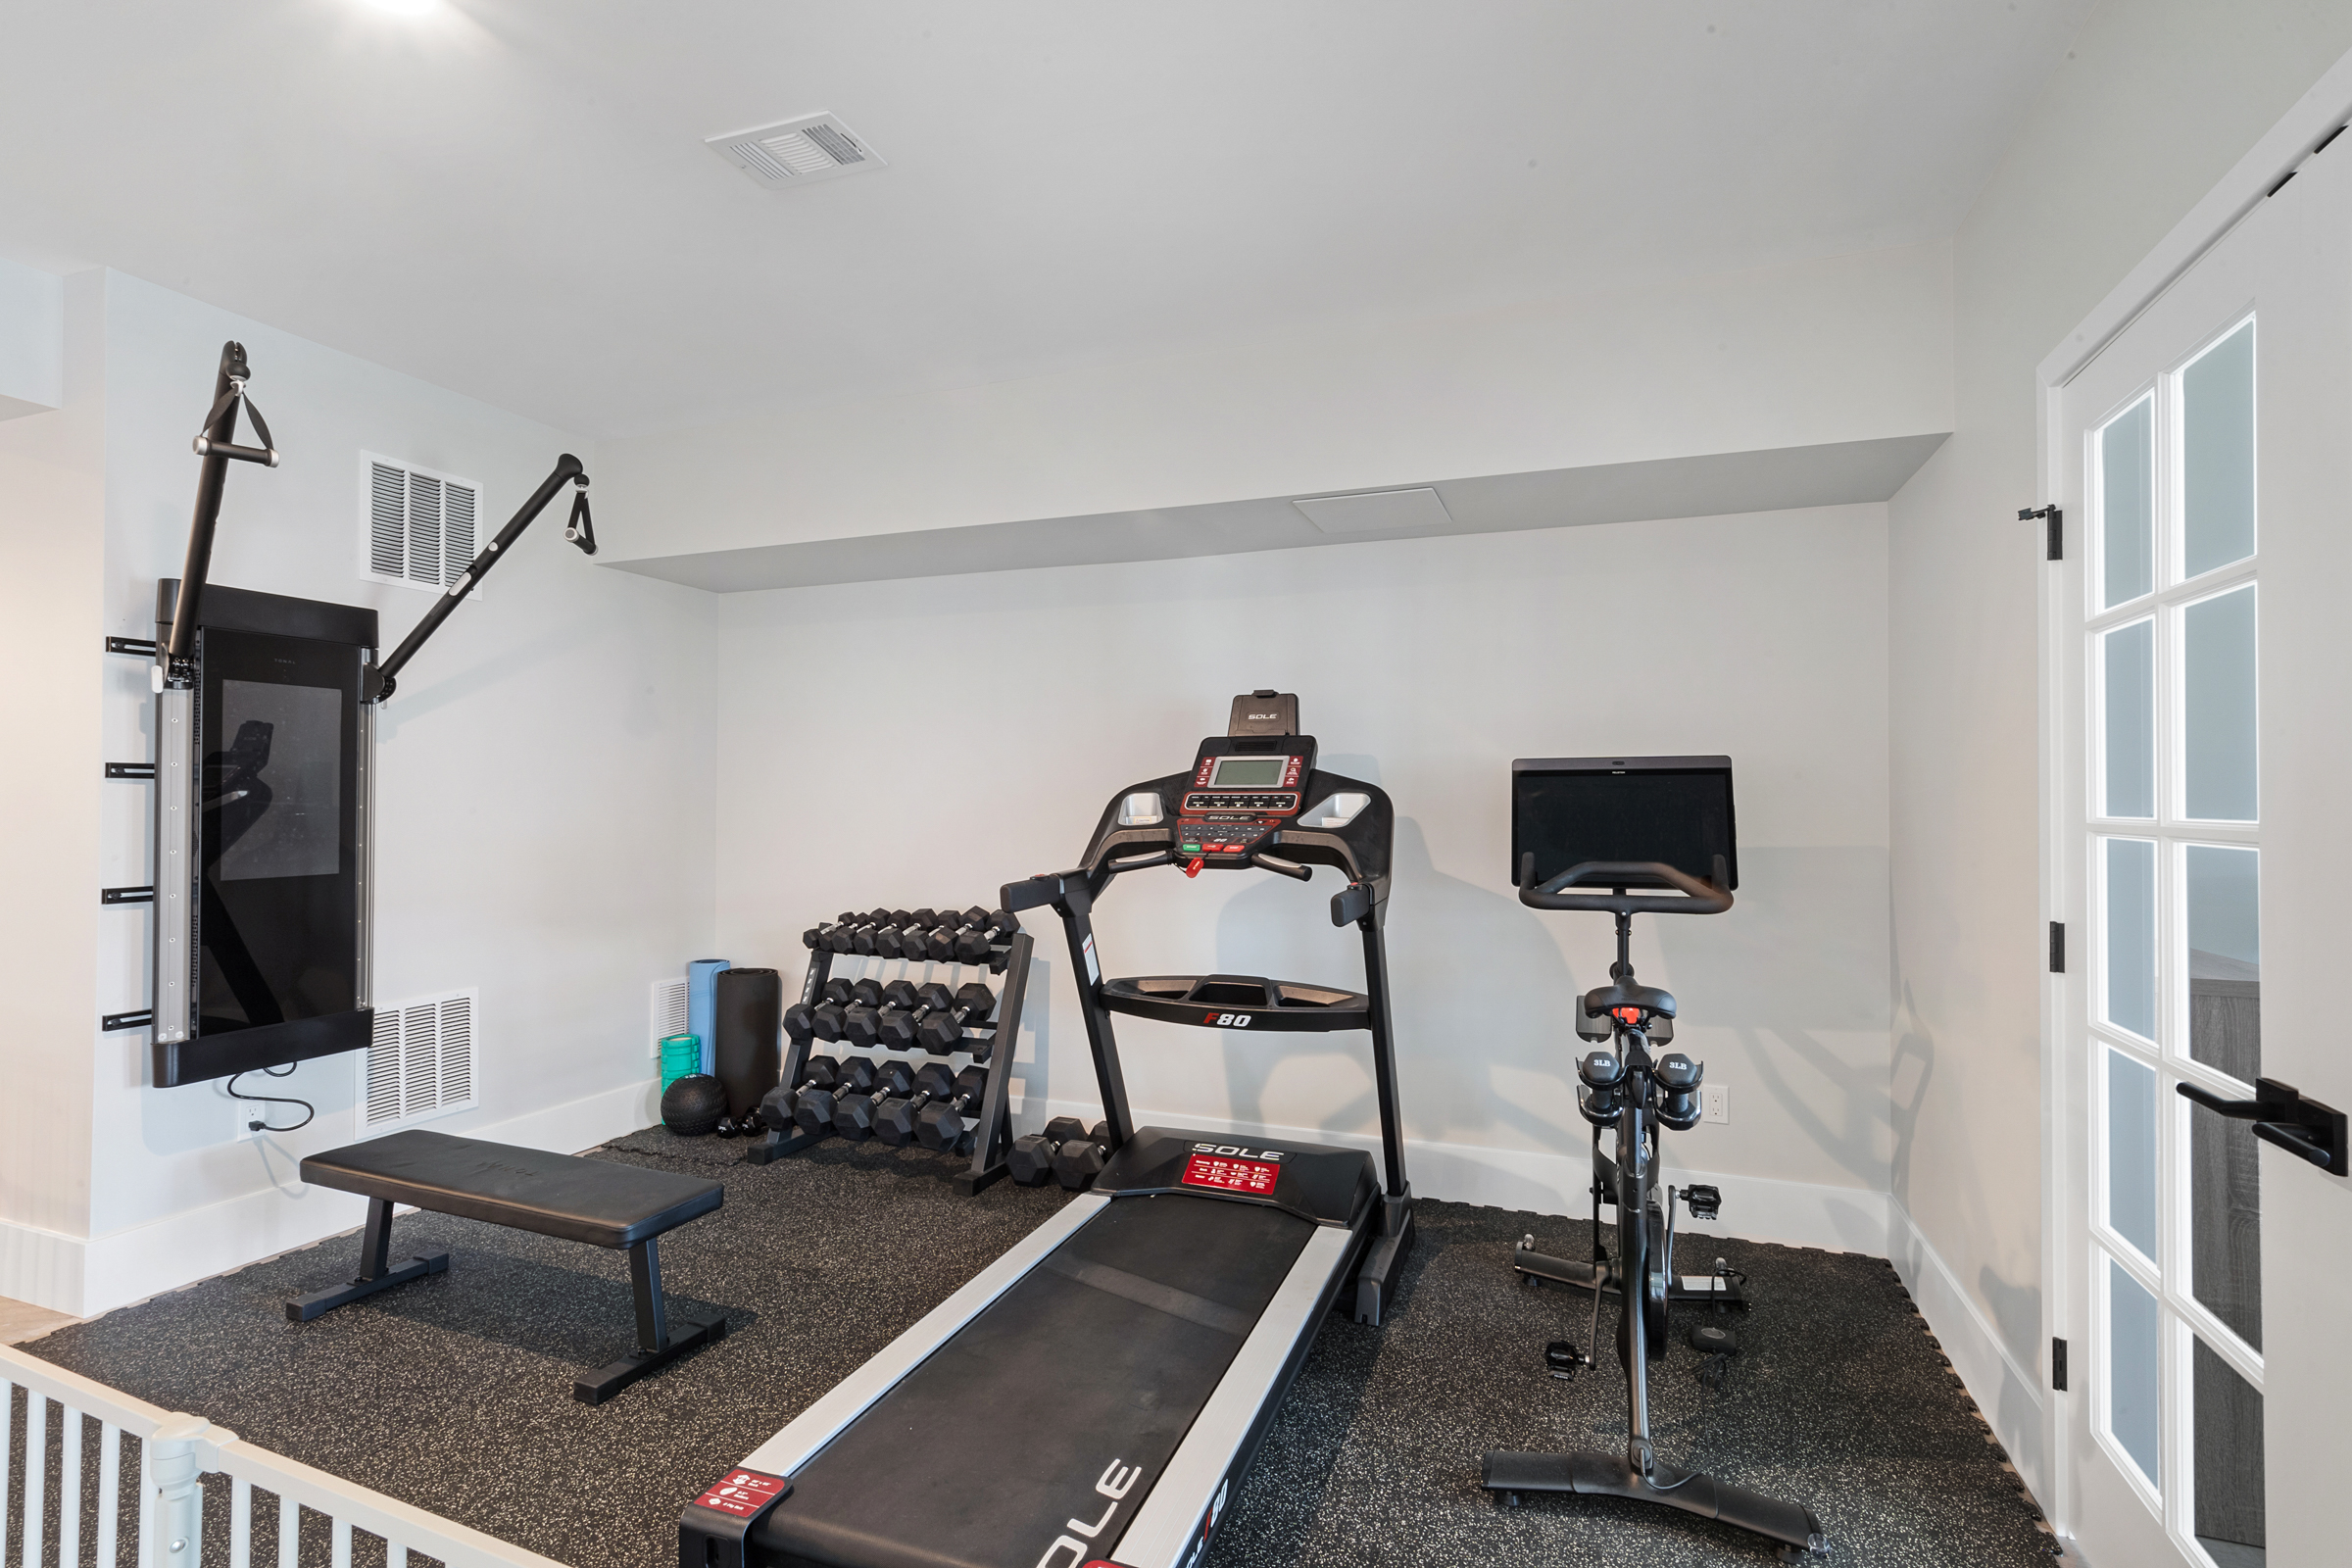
(14, 1133, 2055, 1568)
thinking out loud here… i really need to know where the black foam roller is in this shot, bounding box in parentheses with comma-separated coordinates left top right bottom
(712, 966, 783, 1119)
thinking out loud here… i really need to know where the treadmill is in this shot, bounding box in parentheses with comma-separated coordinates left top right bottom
(683, 692, 1415, 1568)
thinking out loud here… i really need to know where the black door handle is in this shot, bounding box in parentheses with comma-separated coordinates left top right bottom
(2177, 1077, 2348, 1174)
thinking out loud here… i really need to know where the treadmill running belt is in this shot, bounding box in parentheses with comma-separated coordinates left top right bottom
(755, 1195, 1315, 1568)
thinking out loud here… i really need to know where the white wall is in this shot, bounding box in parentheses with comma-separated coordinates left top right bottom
(1885, 0, 2352, 1502)
(713, 505, 1891, 1236)
(0, 270, 105, 1309)
(0, 270, 720, 1316)
(599, 242, 1950, 560)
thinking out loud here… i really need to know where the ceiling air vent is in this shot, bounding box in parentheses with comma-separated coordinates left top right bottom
(707, 114, 886, 189)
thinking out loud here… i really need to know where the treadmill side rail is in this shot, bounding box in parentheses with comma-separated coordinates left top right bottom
(736, 1193, 1109, 1479)
(1106, 1224, 1357, 1568)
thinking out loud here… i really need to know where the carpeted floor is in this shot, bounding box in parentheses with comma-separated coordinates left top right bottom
(14, 1128, 2055, 1567)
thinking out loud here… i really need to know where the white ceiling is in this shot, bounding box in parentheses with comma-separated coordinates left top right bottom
(0, 1, 2086, 440)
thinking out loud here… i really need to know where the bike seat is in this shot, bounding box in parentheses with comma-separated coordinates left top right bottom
(1583, 982, 1676, 1020)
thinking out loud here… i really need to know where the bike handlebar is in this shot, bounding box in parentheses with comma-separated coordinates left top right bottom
(1517, 856, 1734, 915)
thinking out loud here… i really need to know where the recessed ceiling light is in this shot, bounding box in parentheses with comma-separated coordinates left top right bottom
(706, 114, 887, 189)
(359, 0, 437, 15)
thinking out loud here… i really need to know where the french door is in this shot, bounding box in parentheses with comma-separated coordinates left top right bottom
(2051, 118, 2352, 1568)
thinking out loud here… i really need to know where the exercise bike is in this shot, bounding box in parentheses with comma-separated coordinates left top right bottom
(1480, 853, 1827, 1561)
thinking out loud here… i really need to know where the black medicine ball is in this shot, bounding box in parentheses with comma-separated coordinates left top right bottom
(661, 1073, 728, 1137)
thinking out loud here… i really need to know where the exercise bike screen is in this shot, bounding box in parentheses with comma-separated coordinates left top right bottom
(1511, 761, 1737, 892)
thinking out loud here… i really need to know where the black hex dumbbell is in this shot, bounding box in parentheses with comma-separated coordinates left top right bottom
(810, 976, 856, 1044)
(914, 1065, 992, 1152)
(841, 977, 890, 1051)
(832, 1057, 917, 1140)
(873, 1062, 959, 1148)
(791, 1054, 880, 1136)
(915, 982, 997, 1055)
(1009, 1115, 1112, 1189)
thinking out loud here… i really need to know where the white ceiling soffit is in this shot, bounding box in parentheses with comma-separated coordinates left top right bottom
(1294, 487, 1453, 533)
(605, 432, 1948, 593)
(707, 113, 885, 188)
(0, 4, 2092, 438)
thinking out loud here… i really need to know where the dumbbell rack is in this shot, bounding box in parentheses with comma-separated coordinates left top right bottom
(745, 916, 1032, 1195)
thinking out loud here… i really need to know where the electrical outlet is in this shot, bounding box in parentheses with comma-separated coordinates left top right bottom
(234, 1102, 265, 1141)
(1702, 1084, 1730, 1124)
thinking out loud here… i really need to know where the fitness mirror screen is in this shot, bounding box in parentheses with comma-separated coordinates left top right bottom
(216, 680, 343, 881)
(1209, 756, 1288, 789)
(1512, 765, 1737, 891)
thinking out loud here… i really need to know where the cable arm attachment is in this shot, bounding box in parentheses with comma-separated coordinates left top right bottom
(364, 453, 593, 702)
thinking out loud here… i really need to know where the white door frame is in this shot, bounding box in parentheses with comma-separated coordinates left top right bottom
(2033, 50, 2352, 1544)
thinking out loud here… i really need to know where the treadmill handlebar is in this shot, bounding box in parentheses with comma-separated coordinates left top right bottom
(1001, 873, 1067, 913)
(1518, 856, 1734, 915)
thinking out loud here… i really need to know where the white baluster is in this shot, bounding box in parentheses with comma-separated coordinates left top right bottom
(96, 1425, 120, 1568)
(230, 1479, 253, 1568)
(277, 1494, 298, 1568)
(24, 1393, 46, 1568)
(385, 1544, 408, 1568)
(61, 1408, 83, 1568)
(329, 1517, 351, 1568)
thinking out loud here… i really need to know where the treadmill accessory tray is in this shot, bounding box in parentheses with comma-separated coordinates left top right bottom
(1100, 974, 1371, 1033)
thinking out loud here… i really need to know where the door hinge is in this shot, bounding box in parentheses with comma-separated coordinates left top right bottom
(2052, 1337, 2068, 1391)
(2021, 505, 2062, 561)
(2049, 921, 2066, 974)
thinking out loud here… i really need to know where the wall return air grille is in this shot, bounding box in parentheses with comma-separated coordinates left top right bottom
(651, 977, 689, 1059)
(361, 989, 478, 1132)
(706, 113, 886, 188)
(364, 454, 482, 596)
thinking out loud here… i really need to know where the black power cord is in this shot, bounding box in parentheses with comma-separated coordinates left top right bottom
(227, 1064, 315, 1134)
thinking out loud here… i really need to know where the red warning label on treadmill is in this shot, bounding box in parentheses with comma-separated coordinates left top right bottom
(1182, 1153, 1280, 1195)
(693, 1469, 788, 1518)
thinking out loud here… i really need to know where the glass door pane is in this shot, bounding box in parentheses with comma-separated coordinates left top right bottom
(2190, 1338, 2265, 1565)
(2188, 1101, 2263, 1349)
(2103, 396, 2157, 607)
(2103, 619, 2157, 816)
(2109, 1258, 2164, 1490)
(2184, 845, 2260, 1080)
(2182, 586, 2258, 821)
(2107, 1049, 2159, 1259)
(2181, 321, 2256, 578)
(2105, 837, 2159, 1039)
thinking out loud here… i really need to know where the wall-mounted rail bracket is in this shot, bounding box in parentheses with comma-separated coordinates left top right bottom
(2178, 1077, 2349, 1174)
(106, 637, 159, 657)
(102, 1010, 154, 1032)
(106, 761, 157, 780)
(102, 885, 155, 905)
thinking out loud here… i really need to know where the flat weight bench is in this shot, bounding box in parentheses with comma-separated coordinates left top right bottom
(287, 1128, 727, 1404)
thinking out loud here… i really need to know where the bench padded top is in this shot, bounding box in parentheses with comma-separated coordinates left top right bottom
(301, 1130, 721, 1250)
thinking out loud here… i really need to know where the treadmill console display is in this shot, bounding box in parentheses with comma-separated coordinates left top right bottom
(1181, 1150, 1282, 1196)
(1177, 739, 1311, 859)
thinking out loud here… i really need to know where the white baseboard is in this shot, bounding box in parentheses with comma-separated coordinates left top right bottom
(1886, 1194, 2048, 1500)
(2, 1077, 663, 1320)
(0, 1216, 86, 1317)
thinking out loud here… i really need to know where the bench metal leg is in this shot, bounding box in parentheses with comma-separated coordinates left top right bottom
(573, 1235, 726, 1405)
(283, 1199, 451, 1323)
